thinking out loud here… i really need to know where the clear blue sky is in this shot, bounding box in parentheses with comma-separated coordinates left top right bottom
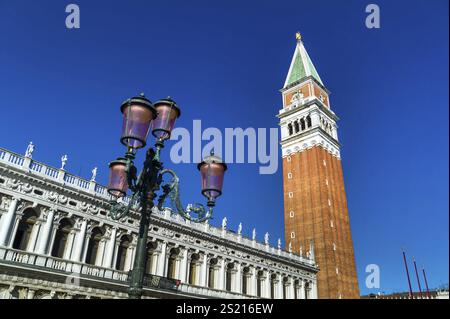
(0, 0, 448, 295)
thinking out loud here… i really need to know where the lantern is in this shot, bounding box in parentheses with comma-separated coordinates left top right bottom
(197, 151, 227, 206)
(120, 94, 157, 149)
(107, 158, 129, 197)
(151, 97, 180, 141)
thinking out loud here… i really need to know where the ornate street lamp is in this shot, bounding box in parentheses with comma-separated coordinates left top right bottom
(107, 93, 226, 299)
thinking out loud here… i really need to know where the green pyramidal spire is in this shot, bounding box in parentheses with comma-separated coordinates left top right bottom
(284, 33, 323, 88)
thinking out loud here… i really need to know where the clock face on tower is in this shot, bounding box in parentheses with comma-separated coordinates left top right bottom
(279, 34, 359, 299)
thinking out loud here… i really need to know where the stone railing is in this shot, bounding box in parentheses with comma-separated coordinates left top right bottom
(0, 147, 131, 203)
(178, 284, 256, 299)
(0, 246, 128, 282)
(0, 247, 257, 299)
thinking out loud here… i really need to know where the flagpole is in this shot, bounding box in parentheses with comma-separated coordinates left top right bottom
(422, 268, 431, 299)
(412, 257, 423, 299)
(402, 250, 413, 298)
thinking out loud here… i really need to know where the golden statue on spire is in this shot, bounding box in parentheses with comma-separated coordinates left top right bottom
(295, 31, 302, 42)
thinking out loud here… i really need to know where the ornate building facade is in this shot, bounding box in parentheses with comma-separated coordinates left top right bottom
(0, 146, 318, 299)
(279, 34, 359, 298)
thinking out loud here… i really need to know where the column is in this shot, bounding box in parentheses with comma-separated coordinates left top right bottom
(179, 249, 188, 283)
(102, 227, 117, 268)
(0, 198, 18, 246)
(63, 230, 77, 260)
(124, 243, 135, 272)
(7, 214, 22, 248)
(277, 274, 283, 299)
(81, 232, 91, 263)
(71, 219, 87, 262)
(156, 241, 167, 276)
(148, 251, 158, 275)
(218, 258, 225, 290)
(298, 280, 305, 299)
(26, 220, 41, 252)
(201, 255, 209, 287)
(174, 256, 181, 280)
(27, 289, 36, 299)
(235, 263, 242, 294)
(194, 261, 202, 286)
(47, 221, 60, 257)
(251, 267, 257, 296)
(265, 271, 271, 298)
(94, 238, 106, 266)
(289, 278, 295, 299)
(36, 209, 55, 255)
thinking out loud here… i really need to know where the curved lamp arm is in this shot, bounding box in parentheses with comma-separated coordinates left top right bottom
(158, 169, 213, 223)
(109, 191, 140, 221)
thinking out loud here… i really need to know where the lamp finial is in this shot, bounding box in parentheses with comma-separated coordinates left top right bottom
(295, 31, 302, 42)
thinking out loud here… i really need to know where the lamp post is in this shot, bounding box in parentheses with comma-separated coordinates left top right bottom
(107, 94, 227, 299)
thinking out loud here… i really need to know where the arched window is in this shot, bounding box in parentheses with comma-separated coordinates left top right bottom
(300, 118, 306, 131)
(145, 241, 158, 275)
(294, 121, 300, 133)
(306, 116, 312, 128)
(51, 218, 74, 259)
(116, 235, 132, 271)
(85, 227, 104, 265)
(12, 208, 38, 251)
(188, 253, 200, 285)
(288, 123, 293, 135)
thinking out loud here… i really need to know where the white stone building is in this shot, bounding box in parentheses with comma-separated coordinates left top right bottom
(0, 145, 318, 299)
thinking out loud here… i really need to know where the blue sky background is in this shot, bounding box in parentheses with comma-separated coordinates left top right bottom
(0, 0, 448, 295)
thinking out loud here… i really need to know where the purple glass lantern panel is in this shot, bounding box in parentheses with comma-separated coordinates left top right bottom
(108, 163, 128, 197)
(200, 163, 225, 200)
(121, 104, 153, 149)
(152, 104, 178, 140)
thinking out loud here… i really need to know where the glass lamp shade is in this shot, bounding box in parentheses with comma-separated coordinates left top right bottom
(151, 97, 180, 141)
(197, 152, 227, 205)
(120, 94, 157, 149)
(107, 158, 129, 197)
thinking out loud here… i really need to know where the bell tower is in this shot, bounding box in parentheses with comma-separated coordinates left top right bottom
(279, 33, 359, 299)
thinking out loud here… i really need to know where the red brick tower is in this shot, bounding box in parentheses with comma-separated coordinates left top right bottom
(279, 33, 359, 299)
